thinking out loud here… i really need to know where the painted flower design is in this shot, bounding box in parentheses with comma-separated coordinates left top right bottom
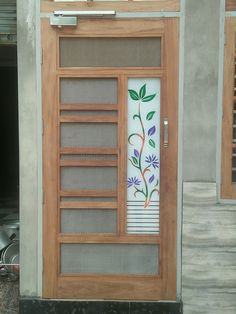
(145, 155, 159, 169)
(127, 177, 141, 188)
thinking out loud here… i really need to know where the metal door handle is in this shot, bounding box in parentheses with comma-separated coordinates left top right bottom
(163, 118, 169, 147)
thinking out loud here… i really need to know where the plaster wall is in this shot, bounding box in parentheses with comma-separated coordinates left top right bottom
(183, 0, 220, 181)
(17, 0, 39, 296)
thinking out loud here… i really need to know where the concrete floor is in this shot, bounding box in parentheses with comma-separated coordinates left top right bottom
(0, 278, 19, 314)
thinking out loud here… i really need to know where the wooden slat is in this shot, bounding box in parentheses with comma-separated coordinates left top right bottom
(60, 190, 117, 197)
(60, 147, 118, 155)
(57, 275, 163, 300)
(42, 18, 58, 298)
(221, 18, 236, 199)
(58, 68, 163, 76)
(60, 104, 118, 111)
(226, 0, 236, 11)
(41, 0, 180, 13)
(60, 160, 117, 167)
(58, 234, 160, 244)
(60, 115, 117, 123)
(160, 17, 178, 300)
(60, 202, 117, 209)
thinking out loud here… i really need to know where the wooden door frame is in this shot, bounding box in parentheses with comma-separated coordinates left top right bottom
(42, 17, 178, 300)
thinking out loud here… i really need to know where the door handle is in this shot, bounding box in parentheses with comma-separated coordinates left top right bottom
(163, 118, 169, 147)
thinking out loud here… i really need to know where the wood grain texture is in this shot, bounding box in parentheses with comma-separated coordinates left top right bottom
(60, 104, 118, 111)
(58, 233, 161, 244)
(221, 18, 236, 199)
(57, 275, 163, 300)
(60, 115, 118, 123)
(42, 18, 58, 298)
(60, 190, 117, 197)
(60, 160, 117, 167)
(60, 201, 117, 209)
(226, 0, 236, 11)
(58, 234, 160, 244)
(159, 17, 178, 299)
(60, 147, 118, 155)
(41, 0, 180, 13)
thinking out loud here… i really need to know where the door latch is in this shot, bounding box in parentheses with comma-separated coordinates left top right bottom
(163, 118, 169, 147)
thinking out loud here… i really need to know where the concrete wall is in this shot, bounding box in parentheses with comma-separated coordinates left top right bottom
(17, 0, 39, 296)
(183, 0, 220, 181)
(182, 183, 236, 314)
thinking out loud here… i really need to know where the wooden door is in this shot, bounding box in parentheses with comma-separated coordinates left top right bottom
(42, 17, 179, 300)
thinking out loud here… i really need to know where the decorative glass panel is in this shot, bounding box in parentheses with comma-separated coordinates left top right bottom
(60, 38, 161, 68)
(61, 244, 159, 274)
(127, 78, 160, 234)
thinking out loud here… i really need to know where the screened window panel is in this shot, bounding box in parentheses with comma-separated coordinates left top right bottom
(60, 38, 161, 68)
(61, 209, 117, 233)
(61, 244, 159, 274)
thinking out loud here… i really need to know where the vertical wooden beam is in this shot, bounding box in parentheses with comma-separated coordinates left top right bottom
(42, 19, 59, 298)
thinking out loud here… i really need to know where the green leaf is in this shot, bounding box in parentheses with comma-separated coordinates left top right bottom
(132, 156, 138, 165)
(142, 93, 156, 102)
(146, 111, 156, 121)
(149, 139, 156, 148)
(133, 114, 140, 120)
(128, 89, 139, 101)
(139, 84, 146, 99)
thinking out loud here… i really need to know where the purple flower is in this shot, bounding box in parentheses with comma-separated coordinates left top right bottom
(127, 176, 141, 188)
(145, 155, 159, 169)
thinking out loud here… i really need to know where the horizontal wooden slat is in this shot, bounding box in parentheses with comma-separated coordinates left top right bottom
(60, 190, 117, 197)
(41, 1, 180, 13)
(58, 234, 160, 244)
(57, 275, 163, 300)
(57, 68, 163, 76)
(60, 201, 117, 209)
(226, 0, 236, 11)
(60, 104, 118, 111)
(60, 115, 118, 123)
(60, 160, 117, 167)
(60, 147, 118, 155)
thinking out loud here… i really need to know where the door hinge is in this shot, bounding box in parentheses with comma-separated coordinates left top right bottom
(224, 33, 227, 46)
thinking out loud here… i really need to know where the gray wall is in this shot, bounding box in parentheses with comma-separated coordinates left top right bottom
(17, 0, 39, 296)
(183, 0, 220, 181)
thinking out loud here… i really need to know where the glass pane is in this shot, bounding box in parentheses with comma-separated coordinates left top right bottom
(61, 209, 117, 233)
(127, 78, 160, 234)
(61, 244, 159, 274)
(60, 38, 161, 67)
(60, 123, 117, 148)
(60, 78, 118, 104)
(61, 167, 117, 190)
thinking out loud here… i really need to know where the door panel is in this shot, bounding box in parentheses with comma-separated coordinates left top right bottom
(42, 17, 178, 300)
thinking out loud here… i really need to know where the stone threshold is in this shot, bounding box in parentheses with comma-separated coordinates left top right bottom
(19, 299, 182, 314)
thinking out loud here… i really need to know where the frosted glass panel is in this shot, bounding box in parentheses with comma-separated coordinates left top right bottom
(61, 244, 159, 274)
(60, 78, 117, 104)
(127, 78, 160, 234)
(61, 209, 117, 233)
(60, 38, 161, 67)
